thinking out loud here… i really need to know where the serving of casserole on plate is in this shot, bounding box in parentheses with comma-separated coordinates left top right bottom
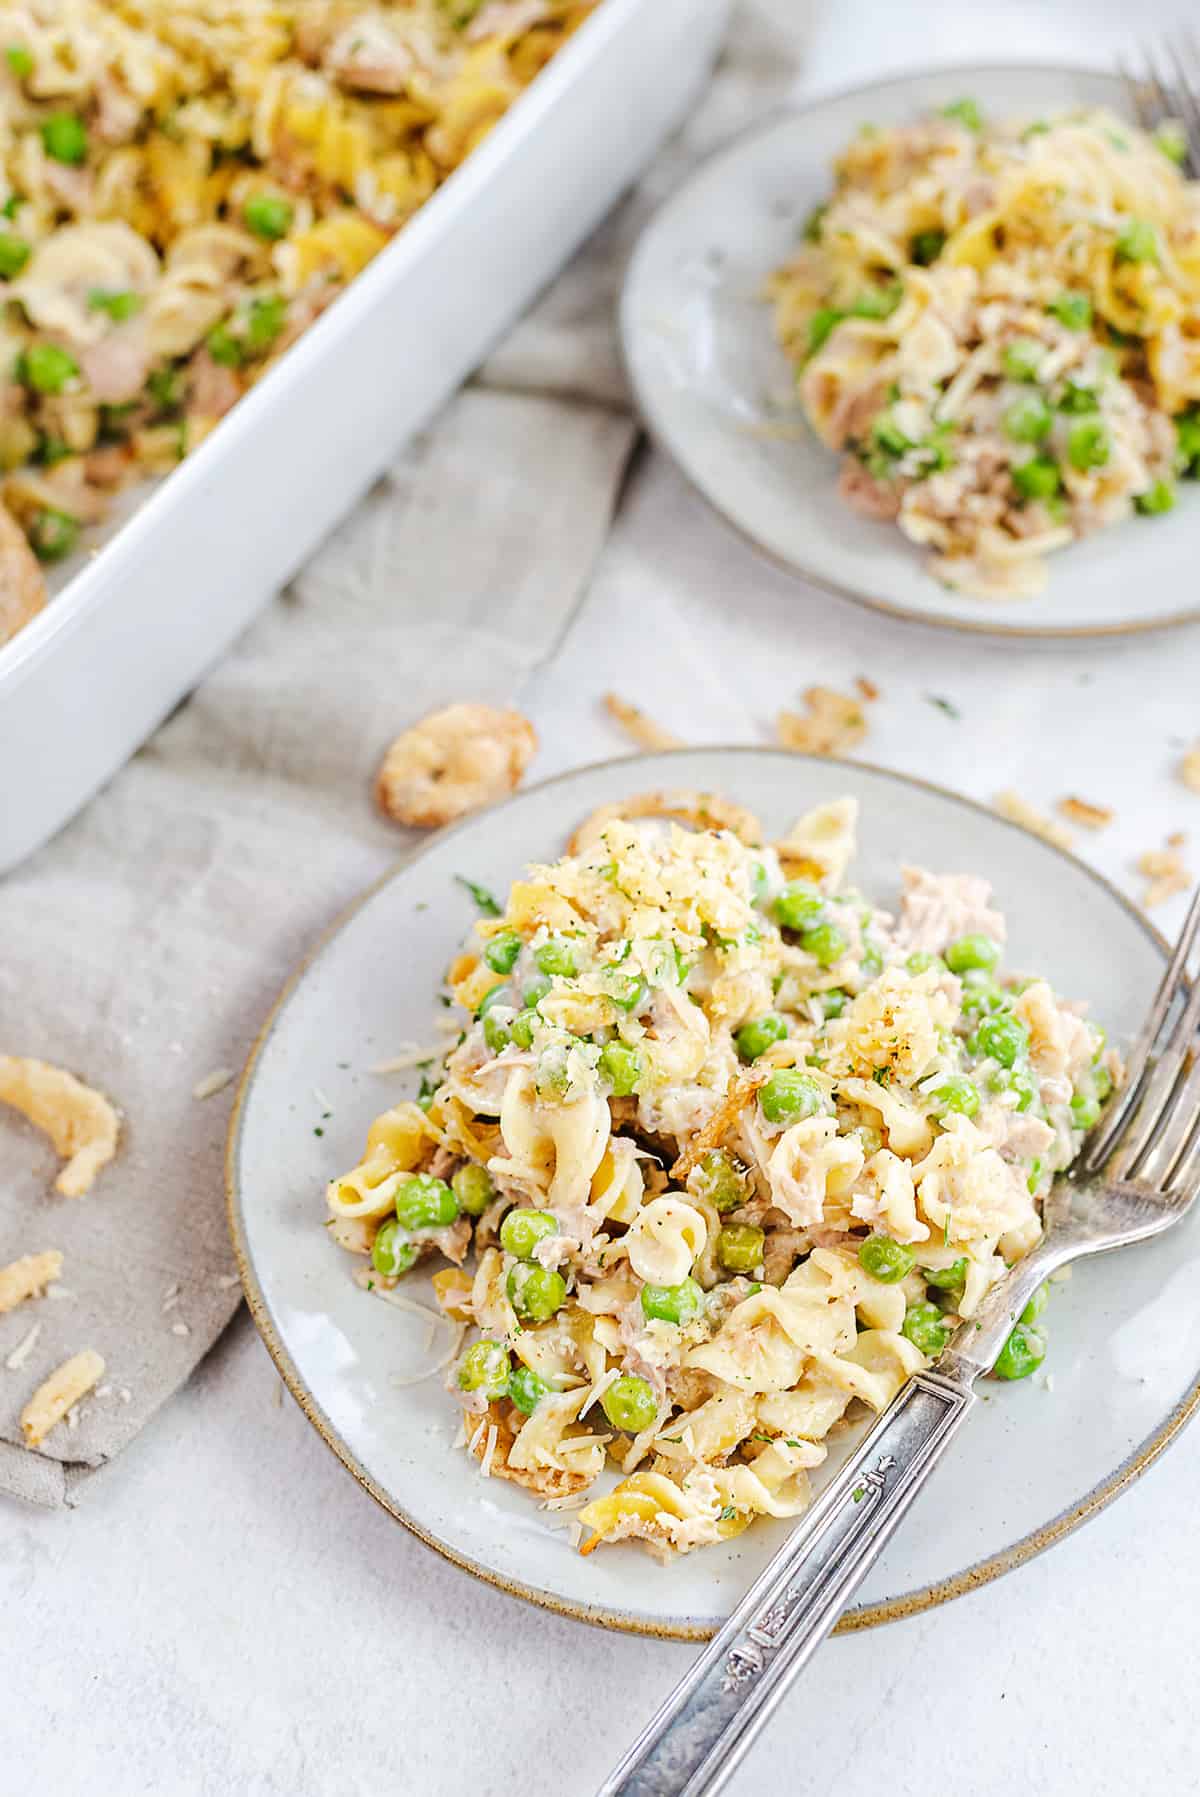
(227, 750, 1200, 1639)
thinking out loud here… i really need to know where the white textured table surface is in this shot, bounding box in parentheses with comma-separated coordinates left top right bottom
(6, 4, 1200, 1794)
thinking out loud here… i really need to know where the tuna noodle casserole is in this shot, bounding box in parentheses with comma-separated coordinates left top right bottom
(326, 792, 1118, 1561)
(768, 102, 1200, 598)
(0, 0, 596, 637)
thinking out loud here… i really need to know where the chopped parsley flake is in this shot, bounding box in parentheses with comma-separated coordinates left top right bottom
(455, 876, 500, 916)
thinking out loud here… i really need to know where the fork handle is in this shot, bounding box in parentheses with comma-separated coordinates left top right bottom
(597, 1371, 976, 1797)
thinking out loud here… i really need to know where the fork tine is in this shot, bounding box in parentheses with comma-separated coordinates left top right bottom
(1124, 1050, 1200, 1189)
(1163, 1098, 1200, 1200)
(1082, 884, 1200, 1170)
(1165, 32, 1200, 172)
(1118, 54, 1155, 133)
(1104, 962, 1200, 1177)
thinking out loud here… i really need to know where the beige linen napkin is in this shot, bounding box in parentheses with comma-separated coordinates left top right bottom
(0, 3, 803, 1507)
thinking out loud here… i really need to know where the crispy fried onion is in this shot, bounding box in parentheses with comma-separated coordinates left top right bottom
(0, 1056, 120, 1197)
(567, 789, 763, 855)
(375, 703, 537, 829)
(670, 1070, 766, 1183)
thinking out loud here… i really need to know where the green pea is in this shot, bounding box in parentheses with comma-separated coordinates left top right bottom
(20, 342, 79, 395)
(640, 1277, 704, 1326)
(1020, 1284, 1048, 1326)
(509, 1010, 536, 1049)
(244, 192, 294, 240)
(1094, 1062, 1113, 1102)
(451, 1162, 494, 1217)
(507, 1262, 567, 1323)
(535, 935, 577, 978)
(5, 44, 33, 78)
(911, 228, 946, 265)
(1115, 216, 1157, 263)
(905, 951, 945, 976)
(858, 1235, 915, 1283)
(604, 969, 646, 1013)
(735, 1013, 787, 1062)
(930, 1074, 979, 1118)
(601, 1374, 658, 1434)
(1176, 406, 1200, 473)
(478, 981, 514, 1016)
(1057, 378, 1098, 415)
(207, 320, 243, 367)
(28, 508, 79, 561)
(372, 1218, 418, 1278)
(1027, 1157, 1043, 1195)
(457, 1339, 510, 1398)
(41, 112, 88, 165)
(244, 293, 287, 354)
(759, 1069, 825, 1125)
(1003, 393, 1052, 443)
(940, 96, 982, 130)
(394, 1172, 458, 1230)
(801, 921, 848, 967)
(993, 1321, 1046, 1381)
(1070, 1091, 1102, 1131)
(902, 1301, 952, 1356)
(808, 307, 844, 354)
(1067, 417, 1109, 471)
(1046, 291, 1092, 330)
(860, 942, 883, 979)
(1011, 456, 1061, 501)
(974, 1012, 1029, 1067)
(945, 933, 1000, 974)
(0, 232, 30, 278)
(871, 412, 912, 458)
(750, 861, 769, 905)
(773, 880, 825, 932)
(483, 929, 522, 974)
(989, 1064, 1038, 1111)
(522, 973, 552, 1008)
(88, 288, 143, 322)
(850, 283, 903, 320)
(923, 1256, 968, 1298)
(1136, 480, 1175, 515)
(1154, 121, 1188, 164)
(509, 1365, 549, 1415)
(717, 1224, 765, 1273)
(1002, 337, 1044, 382)
(693, 1149, 750, 1214)
(482, 1011, 510, 1053)
(960, 971, 1008, 1016)
(819, 987, 848, 1018)
(598, 1040, 641, 1097)
(499, 1207, 557, 1259)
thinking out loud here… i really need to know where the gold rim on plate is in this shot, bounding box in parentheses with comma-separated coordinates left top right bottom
(225, 747, 1194, 1640)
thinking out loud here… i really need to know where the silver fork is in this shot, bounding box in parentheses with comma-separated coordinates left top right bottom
(599, 889, 1200, 1797)
(1120, 33, 1200, 174)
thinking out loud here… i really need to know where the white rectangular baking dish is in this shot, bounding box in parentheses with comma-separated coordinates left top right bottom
(0, 0, 730, 873)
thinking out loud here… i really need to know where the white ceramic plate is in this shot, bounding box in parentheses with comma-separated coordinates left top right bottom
(227, 749, 1200, 1639)
(621, 64, 1199, 640)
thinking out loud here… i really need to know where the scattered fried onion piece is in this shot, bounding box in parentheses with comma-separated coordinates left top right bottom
(375, 703, 537, 829)
(777, 686, 868, 756)
(1136, 844, 1192, 909)
(567, 789, 763, 855)
(1178, 746, 1200, 794)
(0, 1057, 120, 1197)
(20, 1347, 105, 1447)
(1057, 796, 1114, 831)
(602, 693, 682, 752)
(855, 675, 880, 702)
(0, 1250, 63, 1314)
(994, 791, 1074, 853)
(670, 1071, 767, 1183)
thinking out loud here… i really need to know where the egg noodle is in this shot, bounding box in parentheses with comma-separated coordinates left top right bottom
(326, 793, 1118, 1560)
(0, 0, 596, 624)
(768, 101, 1200, 598)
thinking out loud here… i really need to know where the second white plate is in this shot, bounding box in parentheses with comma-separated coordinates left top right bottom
(227, 750, 1200, 1639)
(621, 63, 1199, 638)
